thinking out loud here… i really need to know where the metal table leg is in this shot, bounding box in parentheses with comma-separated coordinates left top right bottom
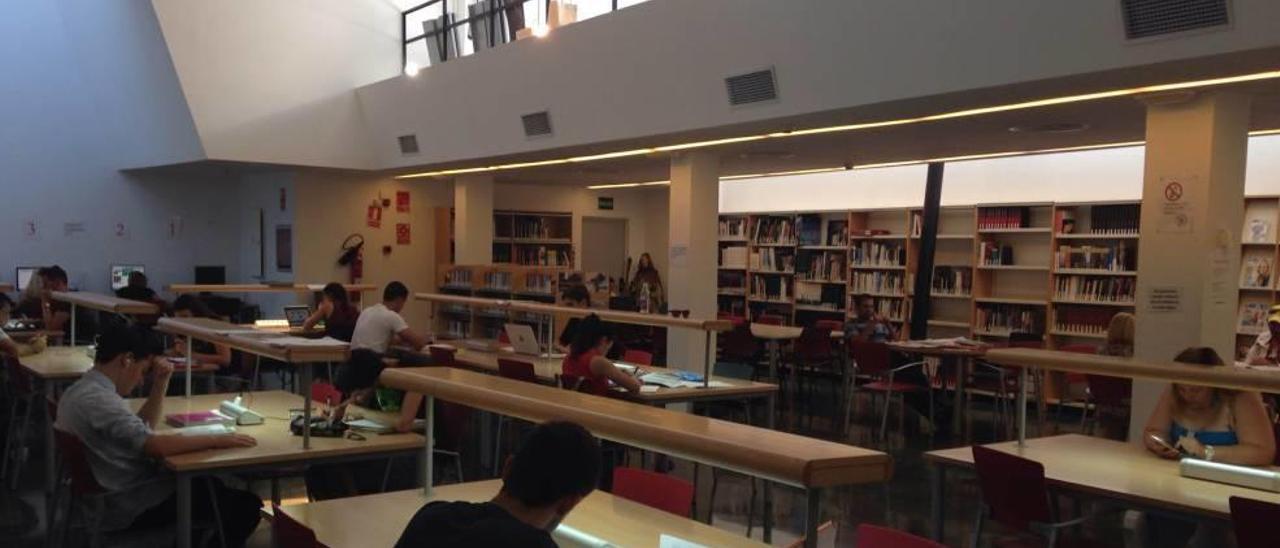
(952, 357, 967, 439)
(176, 473, 192, 548)
(69, 304, 76, 347)
(300, 365, 313, 449)
(763, 392, 775, 543)
(43, 381, 56, 540)
(423, 395, 435, 496)
(185, 340, 193, 397)
(803, 488, 821, 548)
(1017, 367, 1029, 446)
(930, 463, 947, 541)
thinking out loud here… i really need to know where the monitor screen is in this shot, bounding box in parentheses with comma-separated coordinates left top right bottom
(194, 265, 226, 285)
(15, 267, 40, 292)
(111, 265, 145, 291)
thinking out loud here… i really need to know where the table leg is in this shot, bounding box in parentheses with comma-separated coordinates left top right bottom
(423, 395, 435, 496)
(185, 340, 193, 398)
(763, 393, 775, 543)
(69, 304, 76, 347)
(803, 488, 821, 548)
(300, 365, 312, 450)
(176, 473, 192, 548)
(43, 381, 55, 540)
(930, 463, 947, 541)
(1017, 367, 1028, 446)
(952, 357, 966, 438)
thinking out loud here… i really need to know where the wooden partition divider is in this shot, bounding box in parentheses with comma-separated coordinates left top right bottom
(381, 366, 890, 547)
(50, 291, 159, 348)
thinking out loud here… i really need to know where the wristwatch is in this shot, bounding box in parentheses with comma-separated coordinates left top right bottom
(1203, 445, 1215, 461)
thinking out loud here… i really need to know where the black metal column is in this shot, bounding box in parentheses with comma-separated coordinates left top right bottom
(910, 162, 945, 340)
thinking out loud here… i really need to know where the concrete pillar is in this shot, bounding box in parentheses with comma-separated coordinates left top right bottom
(454, 174, 494, 265)
(667, 151, 720, 372)
(1129, 91, 1251, 441)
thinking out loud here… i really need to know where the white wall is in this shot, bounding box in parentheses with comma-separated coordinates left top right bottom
(720, 135, 1280, 212)
(149, 0, 401, 169)
(0, 0, 250, 296)
(359, 0, 1280, 169)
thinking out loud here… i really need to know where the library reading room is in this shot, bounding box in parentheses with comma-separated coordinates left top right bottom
(6, 1, 1280, 547)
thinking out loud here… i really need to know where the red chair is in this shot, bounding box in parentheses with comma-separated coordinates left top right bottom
(971, 445, 1091, 547)
(848, 340, 931, 442)
(792, 327, 837, 429)
(621, 349, 654, 366)
(1056, 344, 1096, 427)
(612, 467, 694, 517)
(786, 520, 838, 548)
(310, 381, 344, 407)
(1230, 496, 1280, 548)
(755, 314, 784, 325)
(719, 325, 763, 378)
(1083, 374, 1131, 437)
(814, 319, 844, 332)
(428, 346, 457, 367)
(494, 359, 539, 472)
(273, 504, 328, 548)
(856, 524, 943, 548)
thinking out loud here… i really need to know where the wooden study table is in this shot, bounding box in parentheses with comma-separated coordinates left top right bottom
(156, 317, 349, 448)
(381, 367, 891, 547)
(128, 390, 422, 548)
(279, 479, 768, 548)
(50, 291, 159, 346)
(924, 434, 1280, 541)
(167, 283, 377, 294)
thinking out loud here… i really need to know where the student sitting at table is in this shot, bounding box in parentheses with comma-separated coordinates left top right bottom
(845, 293, 897, 343)
(115, 271, 167, 308)
(340, 281, 430, 422)
(169, 295, 232, 369)
(0, 294, 46, 357)
(555, 284, 591, 353)
(17, 266, 73, 337)
(561, 314, 642, 396)
(395, 421, 601, 548)
(302, 282, 360, 341)
(55, 324, 261, 545)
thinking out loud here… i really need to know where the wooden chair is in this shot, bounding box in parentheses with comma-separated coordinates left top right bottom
(971, 446, 1095, 548)
(855, 524, 943, 547)
(621, 349, 654, 366)
(612, 467, 694, 517)
(273, 504, 328, 548)
(1230, 496, 1280, 548)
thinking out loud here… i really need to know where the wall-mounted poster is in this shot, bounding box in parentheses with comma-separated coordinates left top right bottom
(396, 190, 410, 213)
(367, 203, 382, 228)
(396, 223, 411, 245)
(276, 224, 293, 272)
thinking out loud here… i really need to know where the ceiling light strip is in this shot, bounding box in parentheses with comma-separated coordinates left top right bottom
(396, 70, 1280, 180)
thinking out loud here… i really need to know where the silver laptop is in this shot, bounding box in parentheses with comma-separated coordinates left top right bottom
(504, 323, 565, 359)
(283, 305, 311, 328)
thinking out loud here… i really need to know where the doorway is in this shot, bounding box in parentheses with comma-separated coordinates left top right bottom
(581, 217, 628, 284)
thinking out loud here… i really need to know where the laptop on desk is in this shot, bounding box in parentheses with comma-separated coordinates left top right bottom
(283, 305, 311, 328)
(504, 323, 565, 359)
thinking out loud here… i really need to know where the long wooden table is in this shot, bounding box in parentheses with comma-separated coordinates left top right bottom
(156, 317, 349, 447)
(924, 434, 1280, 541)
(984, 347, 1280, 393)
(129, 391, 422, 548)
(280, 479, 768, 548)
(167, 283, 377, 294)
(381, 367, 891, 547)
(50, 291, 159, 345)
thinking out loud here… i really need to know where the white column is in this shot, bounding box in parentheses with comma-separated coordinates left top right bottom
(667, 151, 720, 371)
(1129, 91, 1251, 441)
(454, 174, 494, 265)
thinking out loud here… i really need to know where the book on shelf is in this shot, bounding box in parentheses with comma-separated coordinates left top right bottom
(851, 270, 905, 295)
(850, 242, 906, 267)
(978, 207, 1031, 230)
(751, 275, 790, 302)
(752, 216, 795, 245)
(1054, 209, 1076, 235)
(514, 246, 573, 267)
(910, 212, 922, 237)
(1240, 255, 1274, 288)
(861, 297, 904, 320)
(522, 273, 554, 294)
(851, 228, 892, 237)
(795, 283, 843, 310)
(931, 266, 972, 296)
(1053, 306, 1120, 336)
(976, 303, 1043, 334)
(827, 220, 849, 246)
(719, 246, 748, 269)
(978, 240, 1015, 266)
(719, 299, 746, 317)
(719, 217, 747, 239)
(1239, 301, 1268, 333)
(749, 248, 795, 272)
(797, 251, 846, 282)
(797, 215, 823, 246)
(1089, 204, 1140, 235)
(444, 268, 473, 287)
(1054, 275, 1135, 303)
(482, 271, 512, 291)
(1054, 242, 1132, 271)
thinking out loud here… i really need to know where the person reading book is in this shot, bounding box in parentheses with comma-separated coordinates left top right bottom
(55, 324, 262, 544)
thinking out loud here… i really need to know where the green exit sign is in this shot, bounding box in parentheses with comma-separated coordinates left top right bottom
(597, 197, 614, 210)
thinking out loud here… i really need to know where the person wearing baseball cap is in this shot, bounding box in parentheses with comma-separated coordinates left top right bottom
(1244, 304, 1280, 365)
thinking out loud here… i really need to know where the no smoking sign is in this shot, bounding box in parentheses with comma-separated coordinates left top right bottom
(1158, 176, 1194, 234)
(1164, 181, 1184, 202)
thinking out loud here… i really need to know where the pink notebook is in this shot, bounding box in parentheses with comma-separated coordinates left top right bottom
(165, 411, 231, 428)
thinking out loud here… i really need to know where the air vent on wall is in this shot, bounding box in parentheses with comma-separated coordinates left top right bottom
(725, 68, 778, 107)
(397, 134, 419, 155)
(522, 111, 553, 138)
(1120, 0, 1229, 40)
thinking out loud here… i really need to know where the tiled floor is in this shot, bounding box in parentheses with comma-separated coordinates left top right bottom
(0, 379, 1141, 547)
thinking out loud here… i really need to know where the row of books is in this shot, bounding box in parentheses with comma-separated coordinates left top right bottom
(522, 273, 554, 295)
(442, 320, 471, 340)
(795, 284, 843, 309)
(851, 271, 906, 295)
(719, 218, 748, 239)
(796, 215, 823, 247)
(719, 299, 747, 318)
(752, 217, 795, 245)
(719, 246, 748, 269)
(855, 296, 904, 321)
(751, 276, 790, 301)
(443, 269, 473, 287)
(1057, 204, 1140, 235)
(850, 242, 907, 267)
(481, 271, 512, 291)
(1054, 276, 1136, 303)
(511, 247, 573, 267)
(978, 207, 1032, 230)
(976, 304, 1043, 334)
(978, 240, 1016, 266)
(797, 252, 845, 282)
(498, 216, 571, 240)
(1054, 243, 1133, 271)
(1054, 307, 1122, 336)
(750, 248, 795, 272)
(718, 271, 746, 292)
(931, 266, 973, 295)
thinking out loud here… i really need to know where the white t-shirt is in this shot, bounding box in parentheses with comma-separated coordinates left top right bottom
(350, 303, 409, 354)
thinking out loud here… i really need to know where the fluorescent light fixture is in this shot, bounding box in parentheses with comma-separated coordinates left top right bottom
(586, 180, 669, 190)
(404, 62, 420, 77)
(395, 69, 1280, 180)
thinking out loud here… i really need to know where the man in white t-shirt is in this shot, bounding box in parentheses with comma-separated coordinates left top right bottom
(335, 281, 430, 399)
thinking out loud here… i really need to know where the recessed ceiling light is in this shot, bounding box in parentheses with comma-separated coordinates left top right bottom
(404, 62, 420, 77)
(1008, 122, 1089, 134)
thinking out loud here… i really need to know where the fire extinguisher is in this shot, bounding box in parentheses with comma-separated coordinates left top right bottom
(338, 234, 365, 283)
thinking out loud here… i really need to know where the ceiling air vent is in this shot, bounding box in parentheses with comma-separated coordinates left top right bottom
(522, 111, 553, 138)
(725, 68, 778, 107)
(1120, 0, 1229, 40)
(397, 134, 419, 155)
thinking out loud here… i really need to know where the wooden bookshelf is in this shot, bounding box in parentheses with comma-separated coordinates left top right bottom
(492, 210, 574, 267)
(433, 264, 570, 340)
(1235, 196, 1280, 358)
(1049, 201, 1141, 348)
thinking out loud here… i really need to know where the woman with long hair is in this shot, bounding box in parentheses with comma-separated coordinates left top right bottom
(561, 314, 642, 396)
(627, 253, 664, 311)
(303, 282, 360, 341)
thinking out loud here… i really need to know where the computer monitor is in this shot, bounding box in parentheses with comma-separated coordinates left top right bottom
(15, 266, 40, 292)
(194, 265, 226, 285)
(111, 265, 145, 291)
